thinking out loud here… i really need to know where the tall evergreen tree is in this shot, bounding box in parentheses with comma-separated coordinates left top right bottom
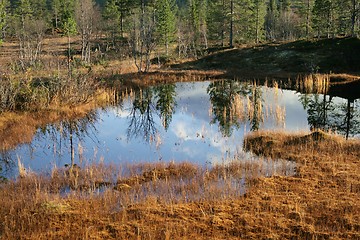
(295, 0, 313, 38)
(0, 0, 9, 45)
(63, 16, 77, 74)
(188, 0, 208, 50)
(251, 0, 266, 43)
(312, 0, 336, 38)
(155, 0, 176, 55)
(115, 0, 133, 37)
(207, 0, 228, 46)
(265, 0, 279, 40)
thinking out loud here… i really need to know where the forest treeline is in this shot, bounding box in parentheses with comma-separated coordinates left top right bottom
(0, 0, 359, 72)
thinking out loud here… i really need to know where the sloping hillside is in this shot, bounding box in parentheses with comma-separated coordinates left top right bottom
(173, 37, 360, 80)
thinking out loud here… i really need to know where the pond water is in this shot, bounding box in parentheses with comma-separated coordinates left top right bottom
(1, 80, 359, 178)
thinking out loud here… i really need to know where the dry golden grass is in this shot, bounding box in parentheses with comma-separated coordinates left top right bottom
(1, 36, 360, 239)
(0, 90, 113, 151)
(0, 131, 359, 239)
(296, 74, 330, 94)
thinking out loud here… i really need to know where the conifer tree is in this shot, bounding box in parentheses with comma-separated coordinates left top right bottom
(188, 0, 208, 52)
(251, 0, 266, 43)
(207, 0, 227, 46)
(295, 0, 313, 38)
(103, 0, 120, 47)
(0, 0, 9, 45)
(115, 0, 133, 37)
(50, 0, 61, 29)
(265, 0, 279, 40)
(63, 16, 77, 74)
(155, 0, 176, 55)
(312, 0, 336, 38)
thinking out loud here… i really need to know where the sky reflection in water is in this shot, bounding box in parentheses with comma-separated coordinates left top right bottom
(4, 80, 359, 178)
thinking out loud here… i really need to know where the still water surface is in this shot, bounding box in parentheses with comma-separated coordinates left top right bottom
(2, 80, 359, 178)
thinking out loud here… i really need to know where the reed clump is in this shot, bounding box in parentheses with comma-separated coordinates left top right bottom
(296, 73, 330, 94)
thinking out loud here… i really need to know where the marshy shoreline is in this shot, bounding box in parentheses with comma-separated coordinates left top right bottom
(1, 37, 360, 151)
(0, 130, 359, 239)
(1, 37, 360, 239)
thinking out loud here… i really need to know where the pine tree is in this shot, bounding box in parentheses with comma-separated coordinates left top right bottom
(63, 16, 77, 74)
(265, 0, 279, 40)
(207, 0, 227, 46)
(0, 0, 9, 45)
(236, 0, 257, 42)
(251, 0, 266, 43)
(312, 0, 336, 38)
(103, 0, 120, 46)
(30, 0, 47, 20)
(15, 0, 33, 29)
(54, 0, 76, 31)
(295, 0, 313, 39)
(188, 0, 208, 50)
(115, 0, 134, 37)
(336, 0, 359, 36)
(155, 0, 176, 55)
(51, 0, 61, 28)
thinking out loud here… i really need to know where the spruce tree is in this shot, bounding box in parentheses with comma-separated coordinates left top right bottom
(0, 0, 9, 45)
(251, 0, 266, 43)
(207, 0, 227, 46)
(155, 0, 176, 55)
(312, 0, 336, 38)
(265, 0, 279, 40)
(115, 0, 133, 37)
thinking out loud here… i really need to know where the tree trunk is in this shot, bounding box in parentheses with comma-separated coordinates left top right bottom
(68, 33, 72, 77)
(306, 0, 311, 39)
(229, 0, 234, 48)
(256, 2, 260, 43)
(351, 0, 356, 36)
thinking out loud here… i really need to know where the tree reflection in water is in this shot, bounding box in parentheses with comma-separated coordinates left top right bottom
(299, 93, 360, 139)
(2, 80, 359, 179)
(0, 110, 100, 179)
(127, 84, 177, 142)
(207, 80, 264, 137)
(154, 84, 177, 131)
(127, 88, 157, 142)
(0, 152, 14, 180)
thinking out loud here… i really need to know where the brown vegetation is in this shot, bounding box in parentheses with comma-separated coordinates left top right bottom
(0, 131, 359, 239)
(0, 90, 111, 151)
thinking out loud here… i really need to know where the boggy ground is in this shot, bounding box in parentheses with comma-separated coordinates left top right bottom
(0, 131, 359, 239)
(1, 37, 360, 152)
(0, 90, 112, 151)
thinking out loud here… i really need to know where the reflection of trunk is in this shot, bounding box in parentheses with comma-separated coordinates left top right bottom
(322, 94, 327, 127)
(128, 89, 157, 142)
(251, 87, 262, 131)
(346, 99, 351, 140)
(69, 124, 75, 170)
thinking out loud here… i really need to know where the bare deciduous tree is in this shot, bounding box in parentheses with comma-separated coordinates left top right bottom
(128, 1, 156, 73)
